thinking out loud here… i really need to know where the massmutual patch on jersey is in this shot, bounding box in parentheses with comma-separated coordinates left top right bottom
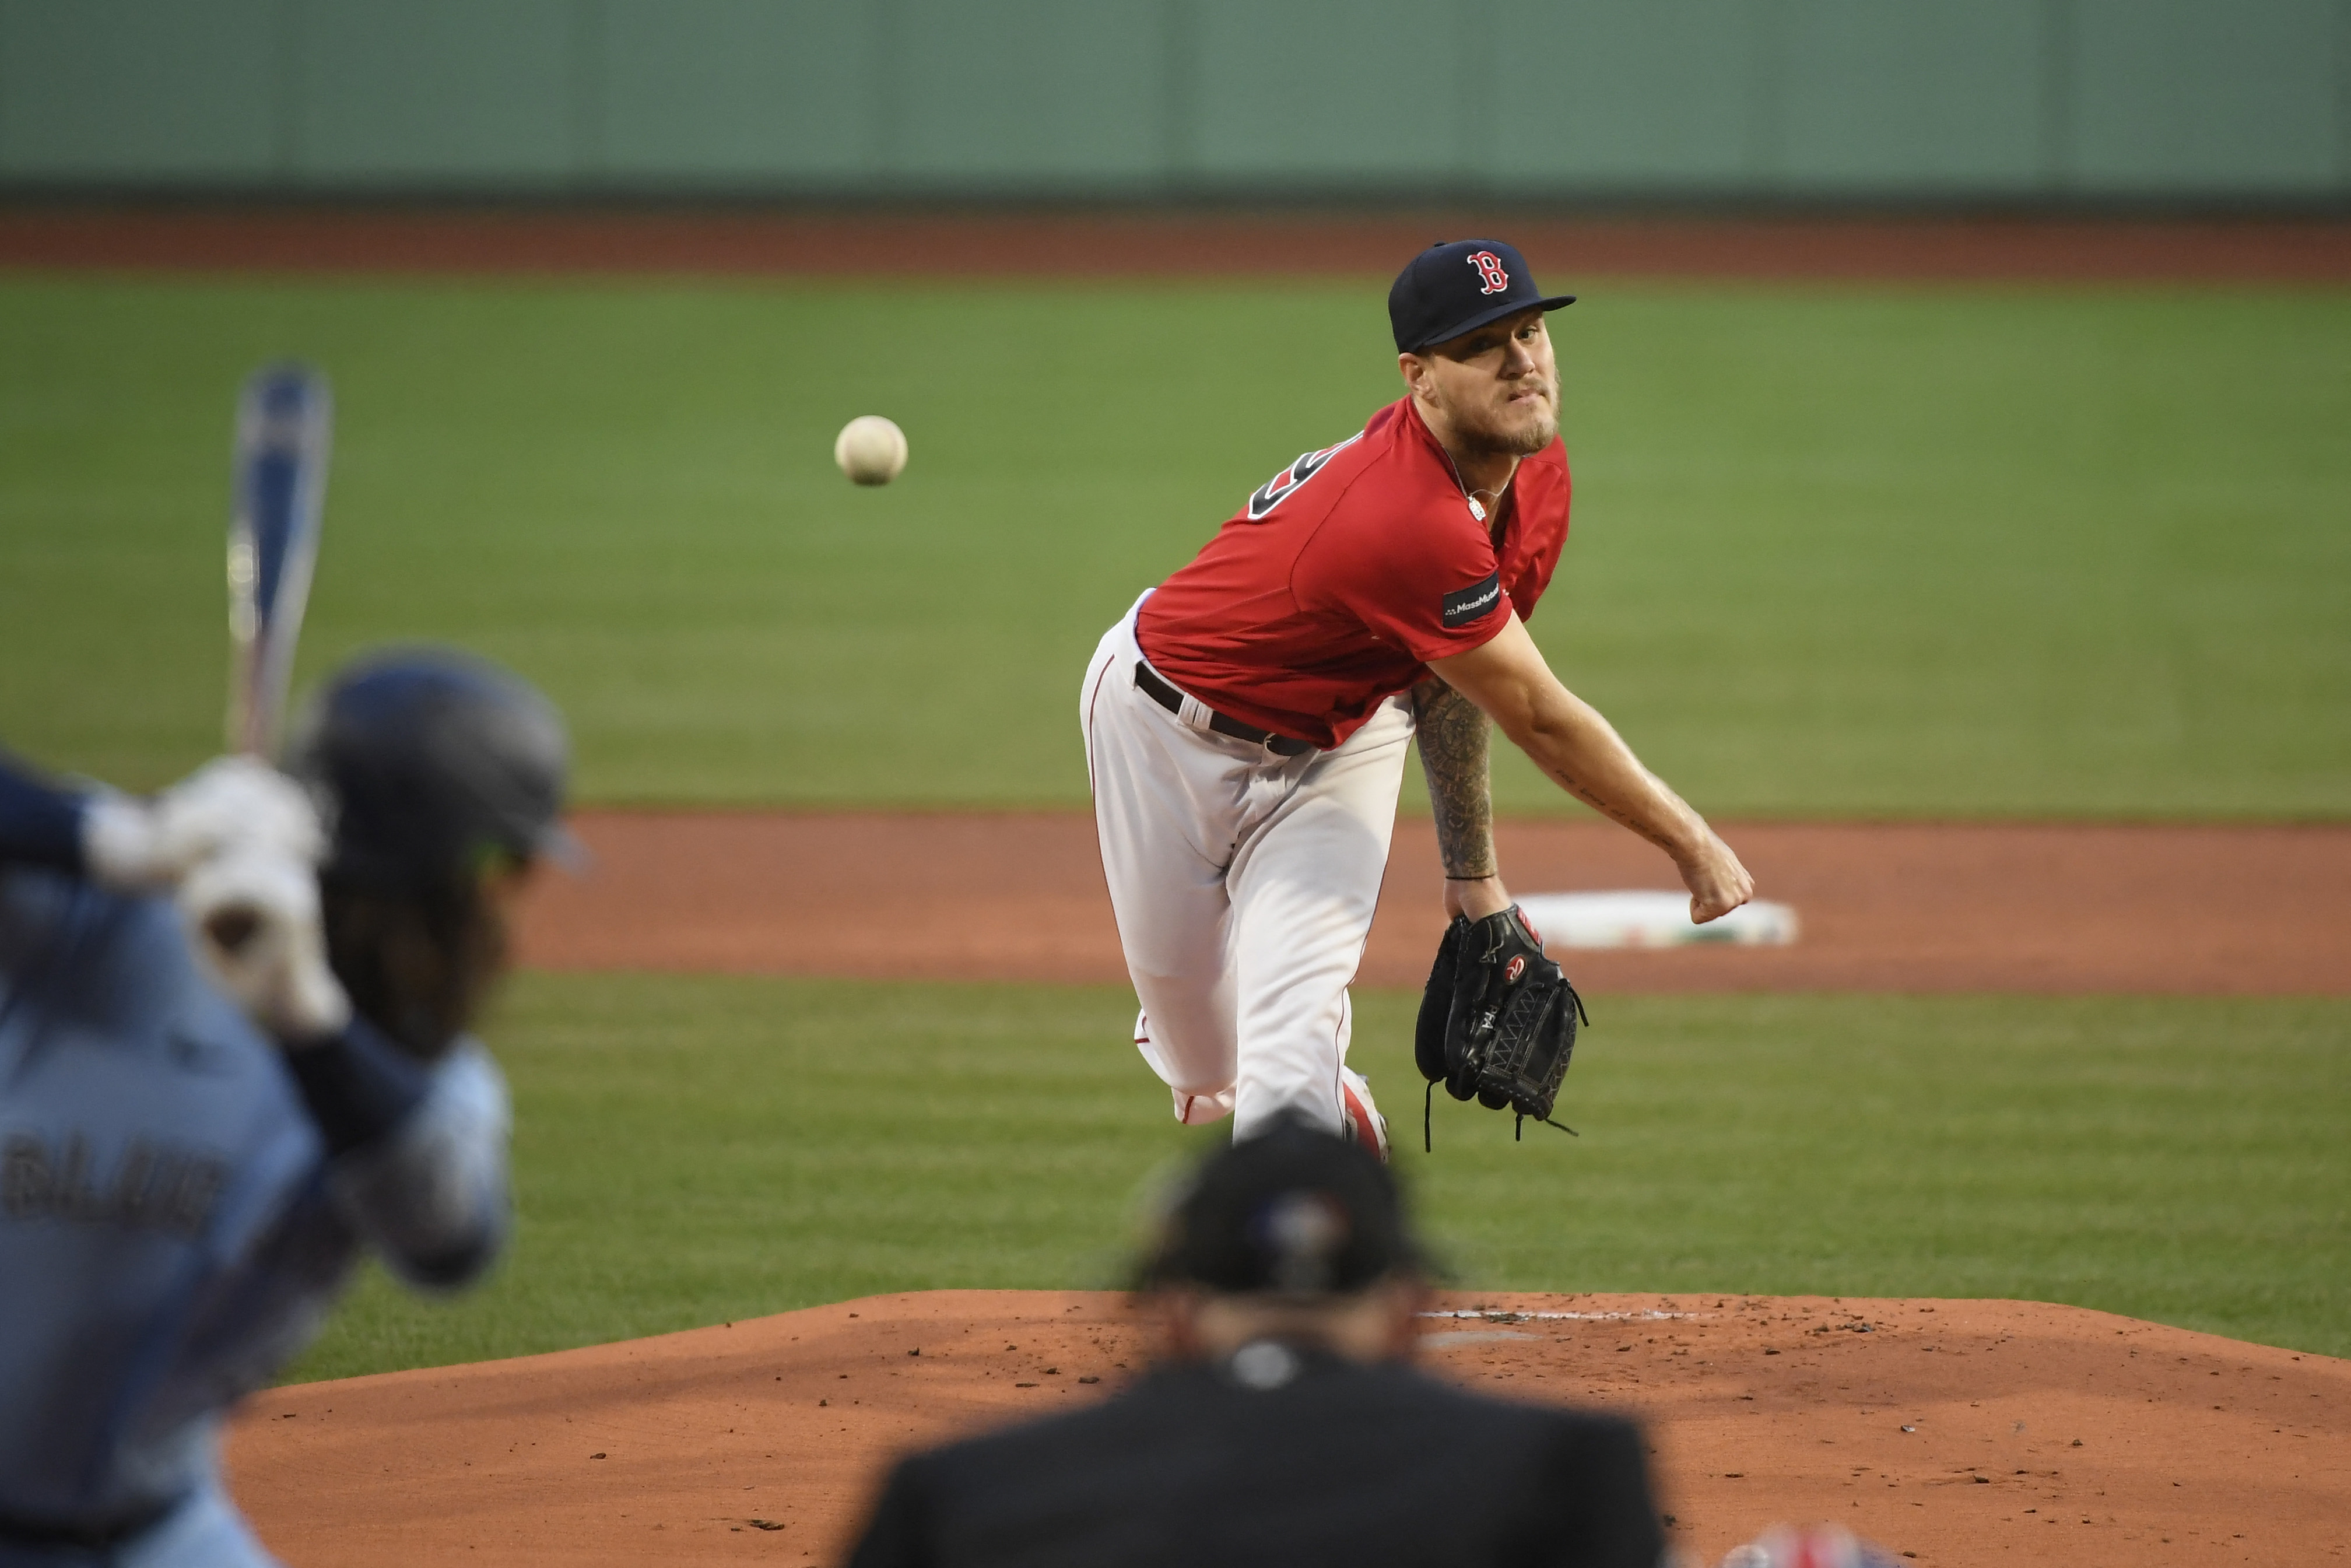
(1441, 572, 1504, 628)
(1244, 432, 1364, 520)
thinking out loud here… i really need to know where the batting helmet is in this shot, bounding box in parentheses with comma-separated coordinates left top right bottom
(286, 648, 576, 895)
(285, 648, 576, 1057)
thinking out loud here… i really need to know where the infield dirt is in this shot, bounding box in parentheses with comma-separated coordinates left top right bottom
(225, 1288, 2350, 1567)
(515, 812, 2351, 995)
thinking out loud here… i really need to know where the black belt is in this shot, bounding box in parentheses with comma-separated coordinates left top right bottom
(1134, 663, 1314, 756)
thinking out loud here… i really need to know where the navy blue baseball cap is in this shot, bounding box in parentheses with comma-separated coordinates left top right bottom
(1388, 238, 1575, 354)
(1138, 1116, 1426, 1296)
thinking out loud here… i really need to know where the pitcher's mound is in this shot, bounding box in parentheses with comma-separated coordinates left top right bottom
(226, 1291, 2346, 1567)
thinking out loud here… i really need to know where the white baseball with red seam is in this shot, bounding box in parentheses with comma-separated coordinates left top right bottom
(833, 415, 908, 486)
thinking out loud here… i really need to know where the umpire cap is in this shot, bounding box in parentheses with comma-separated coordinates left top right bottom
(286, 647, 578, 894)
(1141, 1117, 1426, 1297)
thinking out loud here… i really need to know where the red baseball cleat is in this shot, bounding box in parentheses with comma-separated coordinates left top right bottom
(1339, 1067, 1389, 1164)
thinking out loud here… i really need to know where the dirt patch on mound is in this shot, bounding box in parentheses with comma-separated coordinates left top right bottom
(513, 813, 2351, 994)
(223, 1289, 2349, 1567)
(8, 207, 2349, 282)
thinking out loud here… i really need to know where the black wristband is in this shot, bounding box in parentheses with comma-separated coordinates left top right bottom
(0, 757, 90, 874)
(282, 1017, 430, 1157)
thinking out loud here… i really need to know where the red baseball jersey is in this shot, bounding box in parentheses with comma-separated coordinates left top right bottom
(1136, 396, 1570, 749)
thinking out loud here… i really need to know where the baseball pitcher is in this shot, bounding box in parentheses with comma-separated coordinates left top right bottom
(1082, 240, 1752, 1157)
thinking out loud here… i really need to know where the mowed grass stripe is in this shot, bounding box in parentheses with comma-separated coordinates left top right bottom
(3, 276, 2345, 818)
(290, 976, 2351, 1382)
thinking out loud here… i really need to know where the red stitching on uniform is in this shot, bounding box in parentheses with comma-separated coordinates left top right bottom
(1081, 646, 1117, 793)
(1330, 995, 1351, 1128)
(1331, 719, 1402, 1134)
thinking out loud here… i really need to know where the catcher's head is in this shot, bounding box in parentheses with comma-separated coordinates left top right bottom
(285, 647, 576, 1060)
(1139, 1118, 1431, 1367)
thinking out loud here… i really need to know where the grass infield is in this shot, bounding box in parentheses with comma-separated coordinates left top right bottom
(3, 274, 2346, 818)
(290, 974, 2351, 1382)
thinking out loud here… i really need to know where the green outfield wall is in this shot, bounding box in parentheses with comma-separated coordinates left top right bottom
(1, 0, 2344, 203)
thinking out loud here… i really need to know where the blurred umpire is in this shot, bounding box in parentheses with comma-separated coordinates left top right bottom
(0, 648, 571, 1567)
(845, 1120, 1666, 1568)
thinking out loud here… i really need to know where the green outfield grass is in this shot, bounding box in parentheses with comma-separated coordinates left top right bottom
(3, 273, 2346, 818)
(289, 974, 2351, 1382)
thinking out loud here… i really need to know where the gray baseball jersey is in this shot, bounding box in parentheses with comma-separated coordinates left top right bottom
(0, 860, 510, 1565)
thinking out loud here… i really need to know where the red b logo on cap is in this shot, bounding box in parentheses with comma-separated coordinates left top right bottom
(1468, 251, 1510, 295)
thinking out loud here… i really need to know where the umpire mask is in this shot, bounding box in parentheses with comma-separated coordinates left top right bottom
(285, 648, 576, 1060)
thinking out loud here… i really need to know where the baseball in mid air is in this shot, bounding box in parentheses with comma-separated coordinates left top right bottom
(834, 415, 908, 486)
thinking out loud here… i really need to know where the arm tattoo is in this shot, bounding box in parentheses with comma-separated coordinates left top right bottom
(1411, 676, 1497, 880)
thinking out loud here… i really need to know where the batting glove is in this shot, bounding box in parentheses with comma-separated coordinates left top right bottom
(179, 844, 352, 1042)
(83, 755, 325, 891)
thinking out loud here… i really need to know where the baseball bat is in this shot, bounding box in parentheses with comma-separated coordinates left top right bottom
(226, 364, 332, 757)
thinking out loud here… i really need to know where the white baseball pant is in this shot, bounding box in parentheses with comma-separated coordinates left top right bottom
(1080, 594, 1413, 1139)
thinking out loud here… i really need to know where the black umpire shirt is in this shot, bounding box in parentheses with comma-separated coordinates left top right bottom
(844, 1339, 1666, 1568)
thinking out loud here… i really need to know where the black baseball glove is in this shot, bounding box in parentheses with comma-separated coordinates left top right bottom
(1414, 904, 1587, 1148)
